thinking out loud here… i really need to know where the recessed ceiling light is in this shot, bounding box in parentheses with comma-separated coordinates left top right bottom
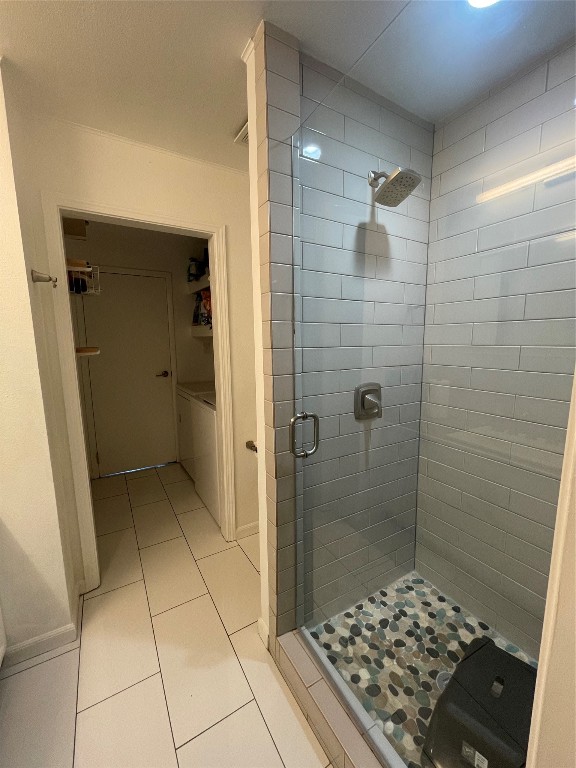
(468, 0, 500, 7)
(302, 144, 321, 160)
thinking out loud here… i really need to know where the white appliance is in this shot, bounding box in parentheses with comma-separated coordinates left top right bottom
(177, 383, 220, 525)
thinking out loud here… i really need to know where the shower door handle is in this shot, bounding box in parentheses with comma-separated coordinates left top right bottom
(289, 412, 319, 458)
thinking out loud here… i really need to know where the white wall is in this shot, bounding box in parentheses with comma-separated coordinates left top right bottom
(3, 95, 258, 658)
(67, 221, 214, 388)
(0, 67, 74, 663)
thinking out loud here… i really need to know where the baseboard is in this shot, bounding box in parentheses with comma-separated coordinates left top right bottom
(236, 520, 259, 540)
(258, 617, 269, 649)
(4, 621, 78, 668)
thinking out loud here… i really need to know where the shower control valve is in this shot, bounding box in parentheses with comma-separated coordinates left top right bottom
(354, 383, 382, 420)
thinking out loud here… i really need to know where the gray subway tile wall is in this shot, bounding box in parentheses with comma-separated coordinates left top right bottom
(257, 23, 574, 657)
(419, 42, 575, 658)
(253, 21, 302, 638)
(296, 54, 433, 626)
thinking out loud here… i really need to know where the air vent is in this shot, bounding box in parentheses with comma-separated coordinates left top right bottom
(234, 121, 249, 146)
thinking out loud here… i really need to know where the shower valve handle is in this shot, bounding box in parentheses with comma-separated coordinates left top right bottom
(363, 393, 381, 413)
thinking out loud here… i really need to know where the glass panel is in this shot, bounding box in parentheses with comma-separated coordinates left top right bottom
(292, 113, 425, 630)
(288, 25, 575, 768)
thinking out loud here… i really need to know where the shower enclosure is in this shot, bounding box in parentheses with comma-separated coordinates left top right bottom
(285, 49, 575, 768)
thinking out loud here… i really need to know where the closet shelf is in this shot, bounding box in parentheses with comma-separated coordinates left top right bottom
(76, 347, 100, 356)
(66, 259, 93, 274)
(187, 275, 210, 293)
(191, 325, 213, 338)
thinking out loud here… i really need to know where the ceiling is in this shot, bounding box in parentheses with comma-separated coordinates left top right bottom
(0, 1, 573, 171)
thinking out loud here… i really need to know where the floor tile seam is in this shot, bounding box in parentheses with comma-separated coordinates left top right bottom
(174, 697, 257, 754)
(130, 478, 194, 556)
(0, 644, 81, 681)
(240, 547, 260, 576)
(172, 510, 281, 762)
(194, 541, 239, 562)
(163, 488, 196, 530)
(151, 514, 255, 757)
(195, 545, 261, 638)
(229, 619, 331, 767)
(128, 494, 137, 528)
(137, 534, 184, 551)
(175, 512, 226, 602)
(138, 481, 271, 762)
(159, 477, 189, 487)
(73, 596, 87, 766)
(134, 544, 179, 758)
(150, 592, 210, 619)
(96, 510, 134, 539)
(1, 643, 82, 767)
(92, 491, 128, 501)
(175, 503, 207, 516)
(227, 619, 260, 638)
(125, 469, 160, 484)
(96, 523, 134, 538)
(198, 542, 253, 568)
(222, 637, 288, 768)
(75, 671, 161, 717)
(165, 496, 213, 565)
(129, 494, 169, 509)
(83, 577, 144, 602)
(130, 497, 177, 511)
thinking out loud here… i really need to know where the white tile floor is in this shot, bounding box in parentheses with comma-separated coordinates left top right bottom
(0, 464, 329, 768)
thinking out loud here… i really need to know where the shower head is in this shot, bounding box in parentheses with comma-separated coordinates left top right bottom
(368, 167, 422, 207)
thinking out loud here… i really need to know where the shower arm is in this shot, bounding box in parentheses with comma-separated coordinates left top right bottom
(368, 170, 389, 188)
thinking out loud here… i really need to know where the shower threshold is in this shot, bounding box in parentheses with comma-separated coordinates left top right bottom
(305, 571, 537, 768)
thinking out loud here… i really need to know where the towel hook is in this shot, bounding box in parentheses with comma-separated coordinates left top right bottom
(31, 269, 58, 288)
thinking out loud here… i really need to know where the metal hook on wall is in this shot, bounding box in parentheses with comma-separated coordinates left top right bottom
(31, 269, 58, 288)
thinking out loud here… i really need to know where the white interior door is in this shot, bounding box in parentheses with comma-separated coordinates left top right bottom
(83, 270, 176, 475)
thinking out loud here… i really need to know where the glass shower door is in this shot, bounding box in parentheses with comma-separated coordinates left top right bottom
(290, 122, 426, 633)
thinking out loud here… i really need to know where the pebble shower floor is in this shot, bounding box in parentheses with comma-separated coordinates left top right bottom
(310, 572, 537, 768)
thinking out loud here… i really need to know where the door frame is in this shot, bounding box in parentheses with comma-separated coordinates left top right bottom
(41, 192, 237, 593)
(76, 266, 179, 478)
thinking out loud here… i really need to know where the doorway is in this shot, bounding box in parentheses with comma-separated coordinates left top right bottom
(77, 268, 177, 476)
(47, 204, 240, 596)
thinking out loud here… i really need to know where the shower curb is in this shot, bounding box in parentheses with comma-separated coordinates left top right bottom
(275, 630, 406, 768)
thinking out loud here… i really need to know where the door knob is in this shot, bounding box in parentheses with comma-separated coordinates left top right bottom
(156, 370, 170, 378)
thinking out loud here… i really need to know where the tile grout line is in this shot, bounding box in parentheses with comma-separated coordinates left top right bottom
(169, 487, 287, 767)
(155, 471, 249, 758)
(91, 468, 274, 764)
(75, 672, 161, 716)
(96, 522, 134, 538)
(227, 619, 260, 638)
(132, 502, 180, 763)
(138, 534, 184, 550)
(0, 642, 81, 682)
(175, 504, 208, 516)
(174, 698, 257, 753)
(150, 592, 209, 619)
(92, 491, 128, 501)
(72, 597, 85, 766)
(194, 542, 239, 562)
(84, 575, 143, 602)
